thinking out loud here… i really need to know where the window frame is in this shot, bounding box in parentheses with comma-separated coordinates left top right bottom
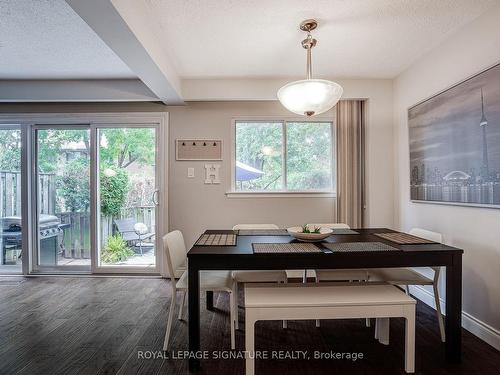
(229, 116, 336, 197)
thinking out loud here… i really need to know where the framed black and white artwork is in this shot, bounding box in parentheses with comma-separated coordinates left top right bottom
(409, 63, 500, 207)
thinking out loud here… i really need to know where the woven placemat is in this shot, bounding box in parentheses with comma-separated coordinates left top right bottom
(331, 229, 359, 235)
(196, 233, 236, 246)
(374, 232, 436, 244)
(322, 242, 399, 252)
(238, 229, 289, 236)
(253, 243, 322, 253)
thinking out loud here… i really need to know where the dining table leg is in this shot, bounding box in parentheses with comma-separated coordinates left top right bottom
(206, 291, 214, 311)
(445, 253, 462, 363)
(188, 261, 201, 371)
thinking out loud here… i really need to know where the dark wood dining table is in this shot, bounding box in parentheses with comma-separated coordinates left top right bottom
(187, 228, 463, 371)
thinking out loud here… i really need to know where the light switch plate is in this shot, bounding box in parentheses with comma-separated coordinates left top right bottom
(187, 167, 195, 178)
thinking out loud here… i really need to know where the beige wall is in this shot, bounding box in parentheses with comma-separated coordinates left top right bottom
(166, 101, 336, 247)
(393, 3, 500, 337)
(0, 78, 394, 249)
(167, 87, 393, 247)
(170, 79, 394, 247)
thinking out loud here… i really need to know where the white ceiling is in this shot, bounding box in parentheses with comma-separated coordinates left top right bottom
(0, 0, 498, 83)
(144, 0, 498, 79)
(0, 0, 135, 79)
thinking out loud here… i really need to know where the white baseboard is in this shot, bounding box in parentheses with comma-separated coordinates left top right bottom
(409, 285, 500, 350)
(462, 311, 500, 351)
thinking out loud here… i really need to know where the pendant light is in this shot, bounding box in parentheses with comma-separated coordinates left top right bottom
(277, 19, 343, 116)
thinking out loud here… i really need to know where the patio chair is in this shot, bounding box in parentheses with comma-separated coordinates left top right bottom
(114, 218, 155, 255)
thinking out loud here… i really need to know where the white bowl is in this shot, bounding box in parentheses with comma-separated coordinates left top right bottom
(287, 226, 333, 242)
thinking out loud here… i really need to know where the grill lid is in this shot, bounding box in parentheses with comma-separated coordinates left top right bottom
(1, 214, 60, 231)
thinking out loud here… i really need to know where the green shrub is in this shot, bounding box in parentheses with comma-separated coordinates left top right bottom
(100, 167, 129, 217)
(56, 158, 90, 212)
(101, 235, 134, 263)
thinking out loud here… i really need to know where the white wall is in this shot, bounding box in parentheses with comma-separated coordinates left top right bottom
(393, 3, 500, 346)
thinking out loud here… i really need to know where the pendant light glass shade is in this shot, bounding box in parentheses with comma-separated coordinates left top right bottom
(278, 19, 343, 116)
(277, 79, 343, 116)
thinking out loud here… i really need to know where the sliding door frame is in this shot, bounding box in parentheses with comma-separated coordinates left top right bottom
(0, 113, 168, 276)
(91, 122, 164, 274)
(31, 123, 91, 273)
(0, 124, 26, 274)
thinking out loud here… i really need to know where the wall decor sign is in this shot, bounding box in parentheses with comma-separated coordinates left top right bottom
(204, 164, 221, 184)
(175, 139, 222, 161)
(408, 63, 500, 208)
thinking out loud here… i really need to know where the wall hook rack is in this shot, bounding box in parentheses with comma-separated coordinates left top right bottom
(176, 139, 223, 161)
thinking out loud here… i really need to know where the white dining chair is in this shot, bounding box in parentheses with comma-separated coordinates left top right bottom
(232, 224, 288, 329)
(311, 223, 370, 327)
(285, 224, 356, 280)
(162, 230, 237, 350)
(233, 224, 281, 230)
(312, 223, 369, 284)
(368, 228, 445, 342)
(307, 223, 352, 229)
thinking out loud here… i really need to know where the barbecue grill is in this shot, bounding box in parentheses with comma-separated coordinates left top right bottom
(0, 214, 65, 266)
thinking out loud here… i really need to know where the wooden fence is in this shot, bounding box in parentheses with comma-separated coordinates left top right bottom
(56, 206, 155, 259)
(1, 171, 155, 259)
(100, 205, 156, 246)
(0, 171, 55, 217)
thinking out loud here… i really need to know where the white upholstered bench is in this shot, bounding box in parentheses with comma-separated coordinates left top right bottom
(244, 283, 416, 374)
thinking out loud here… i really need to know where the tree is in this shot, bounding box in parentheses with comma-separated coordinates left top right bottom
(56, 158, 90, 212)
(99, 128, 155, 168)
(0, 129, 21, 171)
(235, 122, 333, 190)
(236, 122, 283, 190)
(286, 122, 332, 190)
(100, 168, 129, 217)
(37, 129, 90, 173)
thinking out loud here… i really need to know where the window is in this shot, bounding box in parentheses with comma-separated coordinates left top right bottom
(234, 120, 334, 193)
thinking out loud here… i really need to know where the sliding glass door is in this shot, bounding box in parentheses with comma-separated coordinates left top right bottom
(95, 125, 159, 271)
(33, 126, 91, 272)
(0, 126, 23, 274)
(27, 122, 162, 274)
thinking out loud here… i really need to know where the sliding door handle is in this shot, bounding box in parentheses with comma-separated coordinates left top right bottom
(152, 189, 160, 206)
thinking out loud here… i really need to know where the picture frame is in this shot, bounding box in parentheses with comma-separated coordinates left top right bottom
(408, 63, 500, 208)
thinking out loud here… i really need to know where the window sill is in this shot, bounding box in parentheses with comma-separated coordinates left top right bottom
(225, 191, 336, 199)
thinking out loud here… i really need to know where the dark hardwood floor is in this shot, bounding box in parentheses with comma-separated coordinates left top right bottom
(0, 276, 498, 375)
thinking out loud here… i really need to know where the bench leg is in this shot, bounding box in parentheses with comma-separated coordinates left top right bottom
(315, 274, 321, 327)
(375, 318, 390, 345)
(405, 307, 416, 373)
(282, 278, 288, 329)
(245, 314, 256, 375)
